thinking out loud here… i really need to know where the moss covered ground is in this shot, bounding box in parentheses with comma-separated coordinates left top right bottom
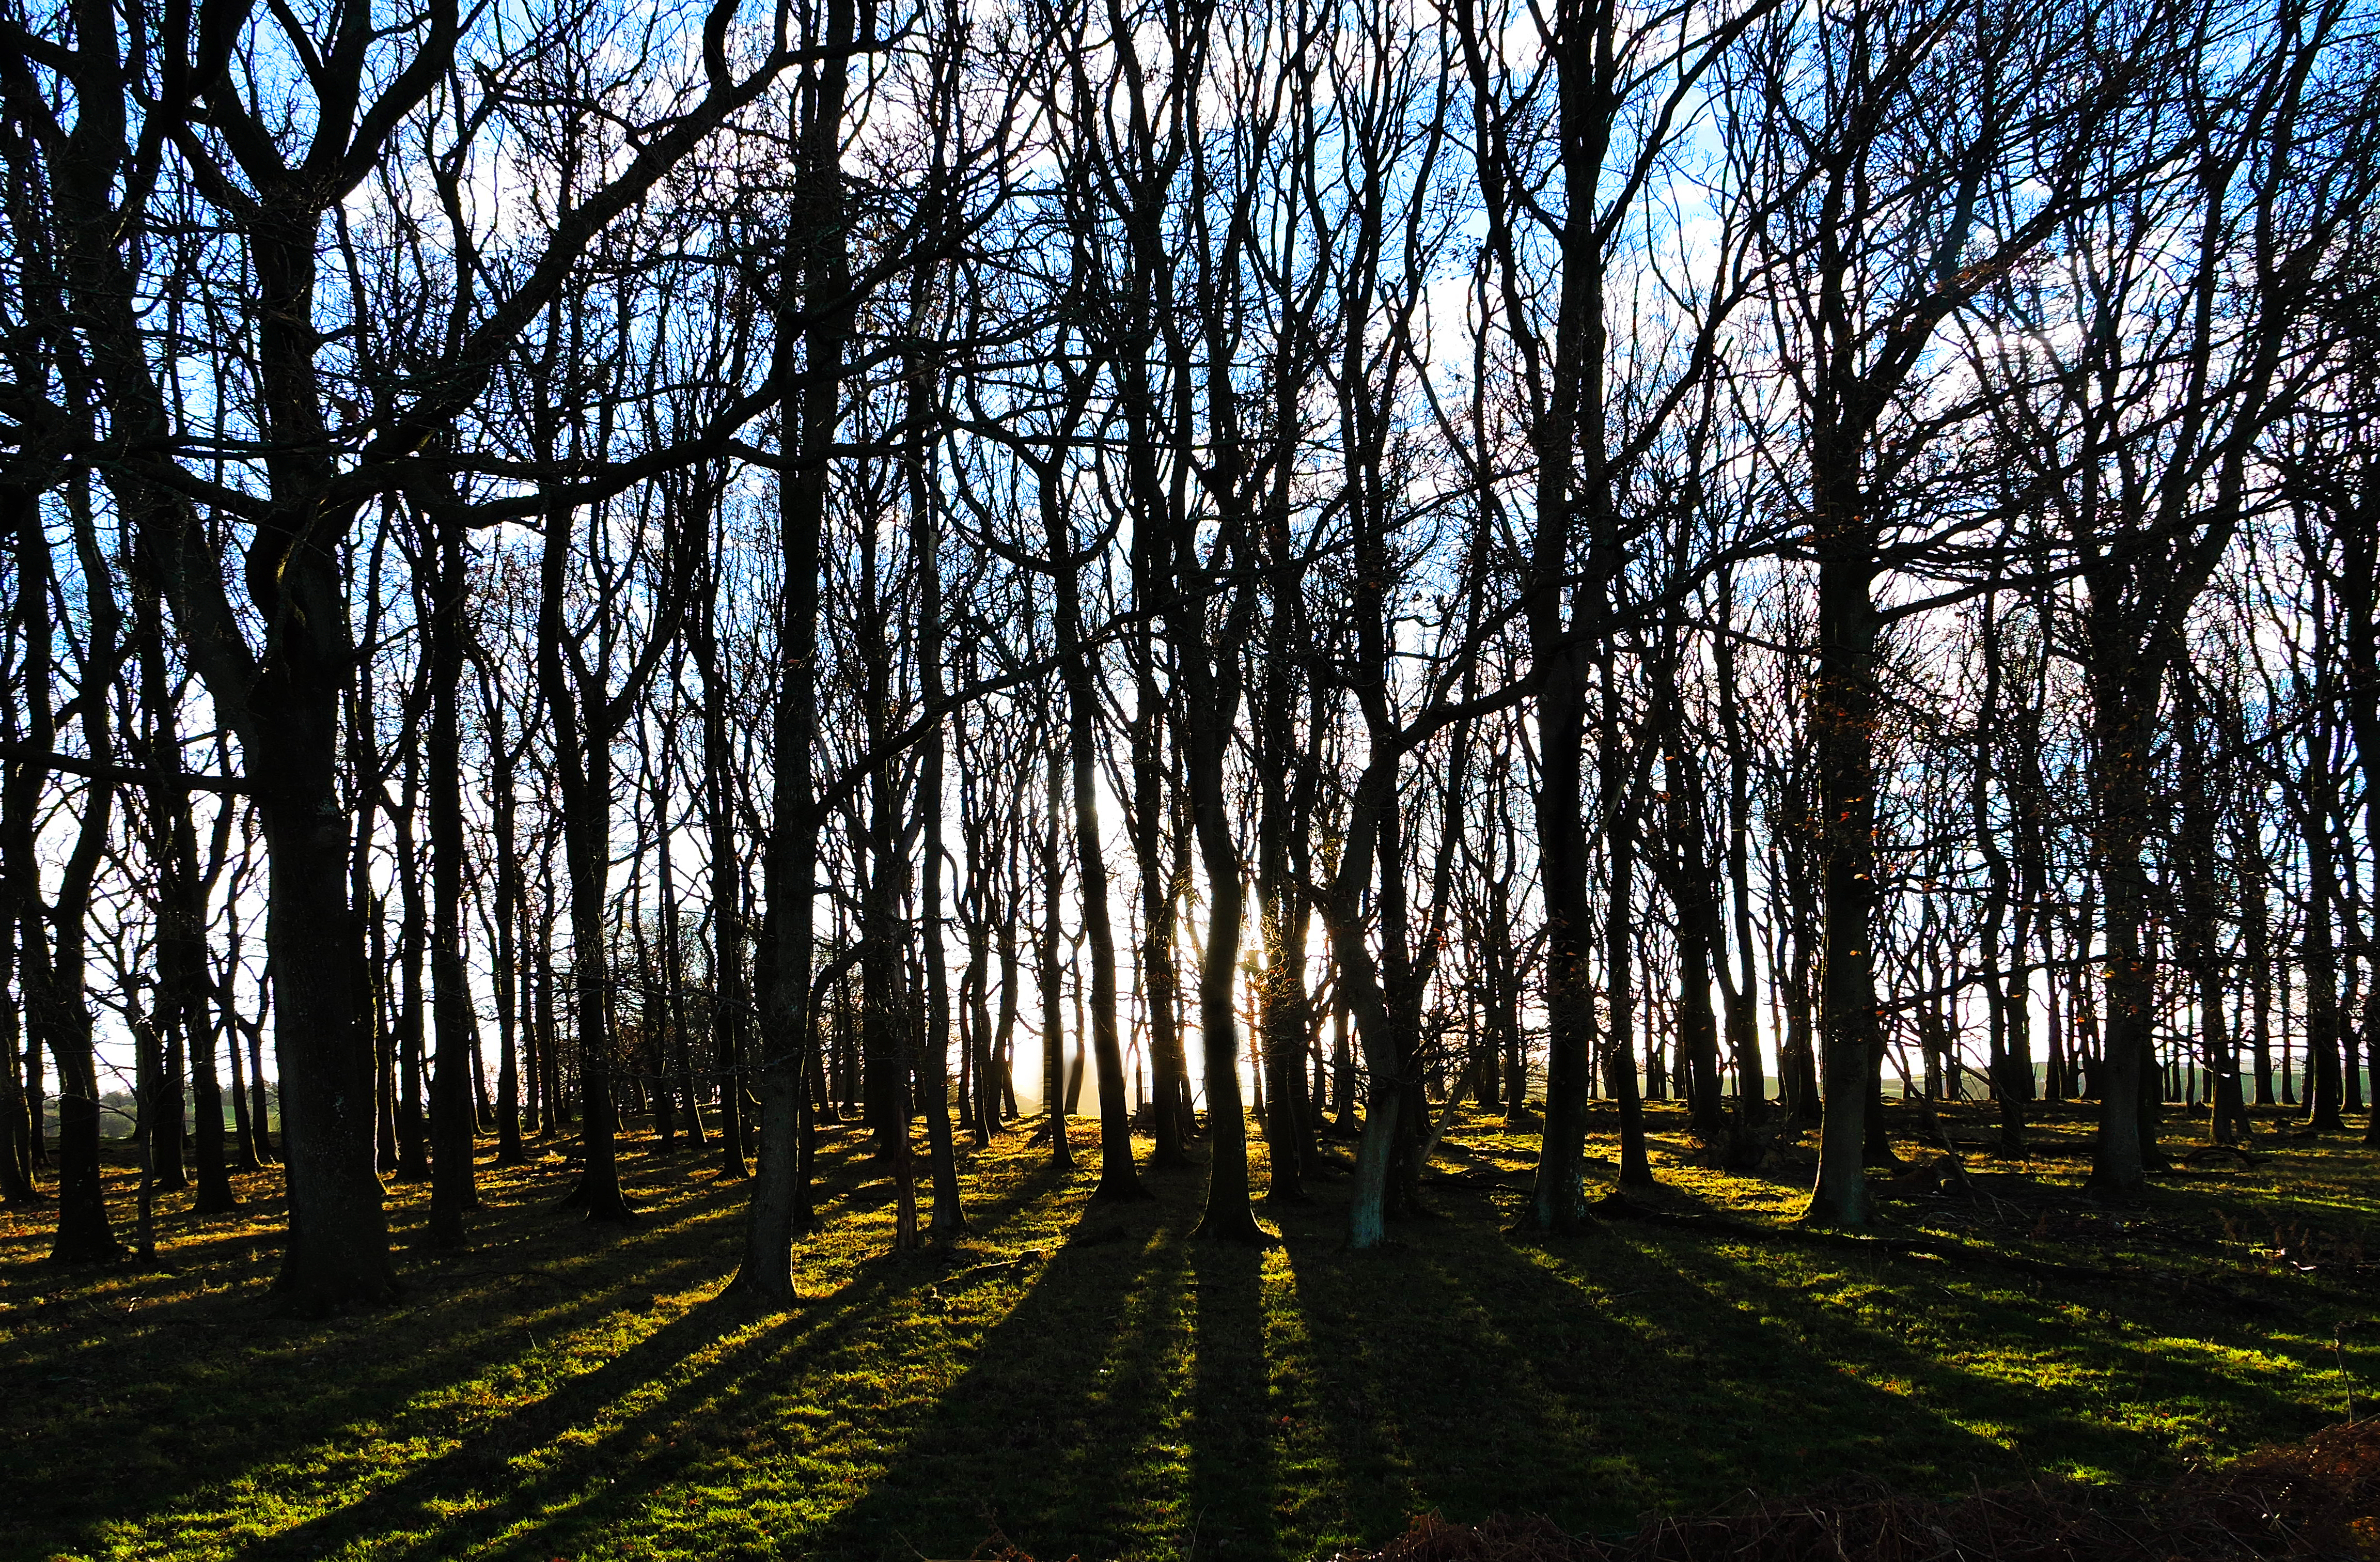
(2, 1100, 2374, 1561)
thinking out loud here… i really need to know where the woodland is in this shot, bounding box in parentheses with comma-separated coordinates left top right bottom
(3, 0, 2380, 1554)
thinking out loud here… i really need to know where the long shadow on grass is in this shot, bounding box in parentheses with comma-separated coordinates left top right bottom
(215, 1151, 1089, 1562)
(467, 1152, 1125, 1560)
(1447, 1212, 2193, 1506)
(1610, 1170, 2345, 1423)
(12, 1142, 1041, 1560)
(1495, 1223, 2041, 1505)
(801, 1193, 1192, 1561)
(1268, 1176, 2053, 1540)
(1184, 1232, 1278, 1560)
(232, 1287, 789, 1562)
(1275, 1205, 1636, 1542)
(3, 1173, 748, 1558)
(1641, 1221, 2331, 1473)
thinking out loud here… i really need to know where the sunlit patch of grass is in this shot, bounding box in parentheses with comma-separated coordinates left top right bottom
(1, 1098, 2373, 1561)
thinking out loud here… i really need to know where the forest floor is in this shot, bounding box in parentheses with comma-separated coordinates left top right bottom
(2, 1099, 2376, 1562)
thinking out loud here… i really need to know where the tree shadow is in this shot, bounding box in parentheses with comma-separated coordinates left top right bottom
(7, 1118, 2355, 1562)
(234, 1285, 788, 1561)
(1273, 1196, 1648, 1541)
(1625, 1219, 2334, 1474)
(2, 1191, 745, 1554)
(1, 1132, 1076, 1561)
(1259, 1167, 2115, 1541)
(264, 1152, 1101, 1558)
(802, 1189, 1191, 1560)
(1183, 1229, 1277, 1560)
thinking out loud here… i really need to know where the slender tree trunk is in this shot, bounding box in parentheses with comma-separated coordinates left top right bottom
(481, 657, 526, 1167)
(1606, 714, 1653, 1189)
(135, 543, 234, 1213)
(1181, 646, 1263, 1242)
(0, 936, 27, 1205)
(1716, 591, 1766, 1154)
(393, 749, 431, 1183)
(1975, 592, 2029, 1155)
(2300, 718, 2346, 1132)
(694, 543, 751, 1181)
(910, 355, 966, 1232)
(2337, 467, 2380, 1142)
(540, 499, 633, 1224)
(428, 515, 478, 1245)
(1039, 745, 1073, 1169)
(7, 479, 120, 1262)
(223, 969, 259, 1174)
(1045, 454, 1142, 1204)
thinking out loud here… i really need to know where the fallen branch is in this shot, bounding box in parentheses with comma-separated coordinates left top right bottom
(939, 1252, 1046, 1285)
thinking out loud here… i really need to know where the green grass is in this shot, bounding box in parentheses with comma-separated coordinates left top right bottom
(2, 1099, 2374, 1561)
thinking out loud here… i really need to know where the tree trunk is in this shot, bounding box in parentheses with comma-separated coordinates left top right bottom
(6, 478, 121, 1262)
(428, 514, 478, 1245)
(1039, 746, 1073, 1170)
(393, 749, 431, 1184)
(910, 354, 966, 1233)
(480, 653, 526, 1168)
(2300, 716, 2346, 1133)
(694, 540, 751, 1181)
(2084, 651, 2160, 1197)
(732, 0, 851, 1298)
(540, 498, 634, 1224)
(1805, 455, 1882, 1228)
(1045, 454, 1142, 1204)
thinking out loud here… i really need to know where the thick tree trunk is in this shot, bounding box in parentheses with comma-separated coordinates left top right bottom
(260, 748, 397, 1303)
(1254, 583, 1311, 1204)
(2085, 655, 2159, 1197)
(1332, 764, 1407, 1247)
(1520, 372, 1596, 1232)
(555, 772, 633, 1219)
(52, 124, 394, 1298)
(1805, 469, 1881, 1229)
(732, 0, 851, 1300)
